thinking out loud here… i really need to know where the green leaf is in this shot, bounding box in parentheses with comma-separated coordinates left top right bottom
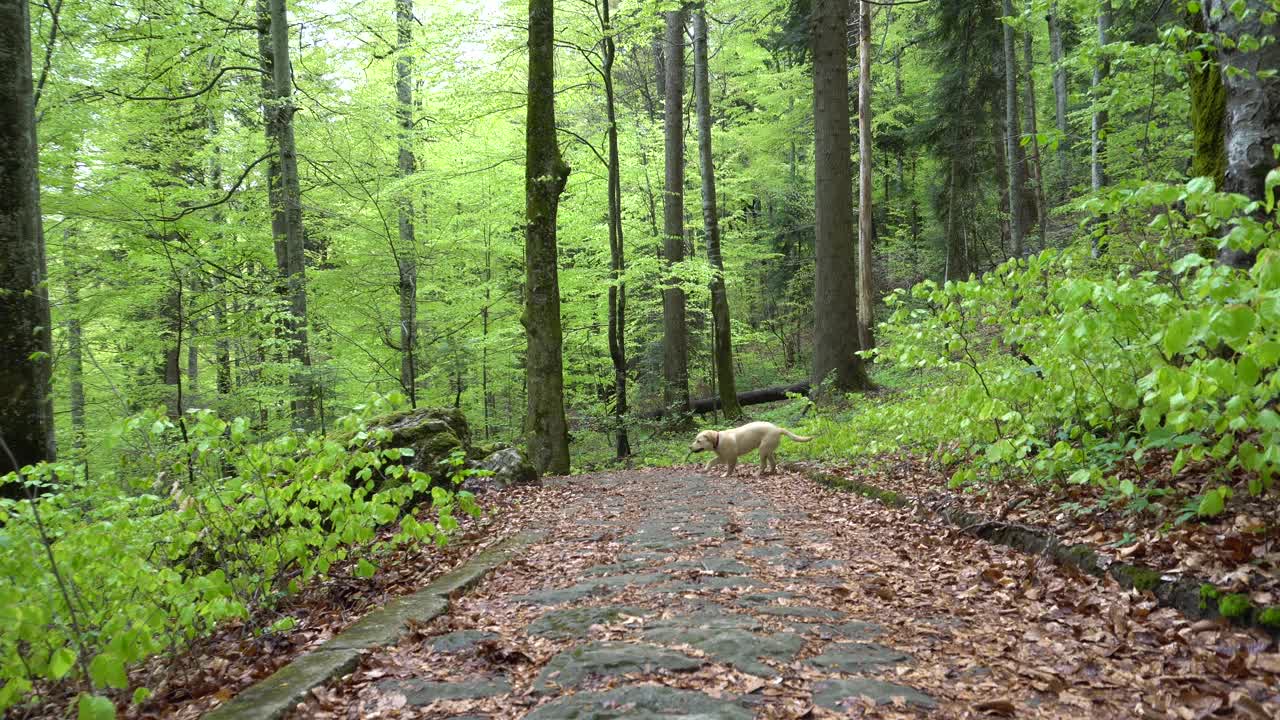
(354, 558, 377, 578)
(1211, 305, 1256, 345)
(49, 647, 77, 680)
(77, 693, 116, 720)
(1266, 167, 1280, 212)
(1197, 488, 1227, 517)
(131, 687, 152, 705)
(89, 652, 128, 689)
(1252, 249, 1280, 291)
(1162, 314, 1198, 356)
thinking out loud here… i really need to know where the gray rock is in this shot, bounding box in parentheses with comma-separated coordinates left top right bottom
(466, 447, 539, 491)
(426, 629, 498, 653)
(807, 642, 911, 673)
(528, 606, 648, 640)
(534, 642, 702, 692)
(812, 678, 937, 710)
(754, 605, 844, 620)
(794, 620, 884, 641)
(376, 676, 510, 704)
(735, 591, 797, 607)
(526, 684, 752, 720)
(642, 627, 804, 677)
(744, 545, 789, 558)
(515, 581, 612, 606)
(693, 557, 751, 576)
(643, 611, 762, 632)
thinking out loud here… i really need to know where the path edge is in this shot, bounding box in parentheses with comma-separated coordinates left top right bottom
(797, 464, 1280, 639)
(204, 529, 545, 720)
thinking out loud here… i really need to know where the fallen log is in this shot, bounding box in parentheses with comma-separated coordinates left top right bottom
(640, 381, 811, 420)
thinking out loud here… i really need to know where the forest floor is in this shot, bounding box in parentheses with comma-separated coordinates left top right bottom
(188, 464, 1280, 719)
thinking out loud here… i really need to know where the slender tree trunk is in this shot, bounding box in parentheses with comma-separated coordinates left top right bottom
(257, 1, 287, 278)
(1206, 0, 1280, 269)
(215, 284, 232, 397)
(693, 6, 740, 419)
(1047, 1, 1069, 196)
(602, 0, 632, 455)
(1090, 0, 1111, 256)
(1024, 31, 1050, 245)
(662, 5, 691, 413)
(856, 0, 875, 351)
(395, 0, 419, 407)
(0, 0, 56, 478)
(268, 0, 312, 422)
(524, 0, 571, 474)
(991, 103, 1011, 253)
(187, 276, 200, 408)
(1001, 0, 1025, 259)
(65, 258, 86, 453)
(811, 0, 869, 393)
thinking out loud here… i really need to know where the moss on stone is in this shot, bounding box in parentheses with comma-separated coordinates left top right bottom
(1218, 593, 1252, 620)
(1259, 606, 1280, 630)
(1120, 566, 1161, 592)
(1198, 583, 1220, 610)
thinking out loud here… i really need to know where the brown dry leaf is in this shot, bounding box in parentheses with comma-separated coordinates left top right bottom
(973, 698, 1017, 716)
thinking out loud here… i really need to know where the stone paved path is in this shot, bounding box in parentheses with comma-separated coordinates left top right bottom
(288, 468, 1273, 718)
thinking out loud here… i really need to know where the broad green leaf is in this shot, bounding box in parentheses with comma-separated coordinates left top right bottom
(354, 558, 377, 578)
(77, 693, 116, 720)
(88, 652, 128, 689)
(49, 647, 76, 680)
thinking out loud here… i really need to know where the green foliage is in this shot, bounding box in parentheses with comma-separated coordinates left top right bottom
(0, 396, 478, 715)
(1259, 606, 1280, 629)
(1199, 583, 1221, 610)
(1218, 593, 1253, 619)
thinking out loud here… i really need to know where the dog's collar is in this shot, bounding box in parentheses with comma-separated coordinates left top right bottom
(711, 431, 720, 449)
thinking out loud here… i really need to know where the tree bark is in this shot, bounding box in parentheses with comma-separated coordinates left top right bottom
(1090, 0, 1111, 257)
(811, 0, 870, 393)
(1047, 1, 1069, 197)
(65, 257, 85, 453)
(1001, 0, 1025, 259)
(602, 0, 631, 456)
(641, 381, 811, 419)
(1206, 0, 1278, 269)
(662, 5, 691, 414)
(268, 0, 313, 422)
(856, 0, 876, 352)
(693, 7, 741, 420)
(524, 0, 571, 475)
(1024, 30, 1050, 244)
(1186, 7, 1226, 187)
(395, 0, 420, 407)
(0, 0, 57, 479)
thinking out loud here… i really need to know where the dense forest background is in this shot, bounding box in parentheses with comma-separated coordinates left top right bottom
(3, 0, 1279, 715)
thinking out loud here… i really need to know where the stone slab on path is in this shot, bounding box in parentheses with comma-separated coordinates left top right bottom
(642, 626, 804, 677)
(806, 642, 912, 673)
(525, 684, 753, 720)
(204, 530, 543, 720)
(375, 676, 511, 705)
(426, 629, 498, 653)
(534, 641, 703, 692)
(812, 677, 938, 710)
(527, 605, 649, 640)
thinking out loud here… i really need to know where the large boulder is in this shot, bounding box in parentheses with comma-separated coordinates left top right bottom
(346, 407, 539, 494)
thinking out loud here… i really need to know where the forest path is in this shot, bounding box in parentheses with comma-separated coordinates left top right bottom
(288, 467, 1262, 719)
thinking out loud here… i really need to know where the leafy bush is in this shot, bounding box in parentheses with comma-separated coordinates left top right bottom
(854, 175, 1280, 507)
(0, 395, 478, 715)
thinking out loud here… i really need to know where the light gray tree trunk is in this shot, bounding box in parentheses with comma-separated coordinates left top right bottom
(65, 258, 85, 453)
(395, 0, 420, 406)
(1206, 0, 1280, 269)
(693, 6, 740, 419)
(811, 0, 869, 393)
(1048, 1, 1069, 196)
(1089, 0, 1111, 256)
(1, 0, 56, 477)
(856, 0, 875, 351)
(1001, 0, 1025, 259)
(523, 0, 571, 474)
(662, 5, 691, 414)
(1024, 31, 1049, 244)
(268, 0, 313, 422)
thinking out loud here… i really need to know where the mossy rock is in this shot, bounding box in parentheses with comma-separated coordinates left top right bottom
(1259, 606, 1280, 630)
(348, 407, 475, 490)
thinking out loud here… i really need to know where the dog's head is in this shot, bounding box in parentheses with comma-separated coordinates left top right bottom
(689, 430, 718, 453)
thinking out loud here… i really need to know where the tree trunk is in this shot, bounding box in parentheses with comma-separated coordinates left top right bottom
(1205, 0, 1275, 270)
(602, 0, 631, 456)
(1089, 0, 1111, 257)
(991, 103, 1011, 253)
(395, 0, 419, 407)
(641, 381, 811, 419)
(524, 0, 571, 475)
(811, 0, 870, 393)
(1047, 1, 1069, 197)
(662, 5, 691, 414)
(0, 0, 56, 480)
(1186, 6, 1226, 187)
(1024, 30, 1050, 244)
(65, 258, 86, 453)
(693, 7, 740, 420)
(257, 1, 287, 279)
(268, 0, 313, 422)
(856, 0, 876, 352)
(1001, 0, 1025, 260)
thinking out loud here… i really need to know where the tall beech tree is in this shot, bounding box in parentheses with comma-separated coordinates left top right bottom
(0, 0, 56, 478)
(661, 5, 691, 414)
(602, 0, 631, 456)
(811, 0, 870, 392)
(693, 6, 740, 419)
(1090, 0, 1111, 255)
(394, 0, 420, 406)
(1048, 1, 1069, 195)
(1001, 0, 1026, 258)
(856, 0, 875, 351)
(524, 0, 571, 474)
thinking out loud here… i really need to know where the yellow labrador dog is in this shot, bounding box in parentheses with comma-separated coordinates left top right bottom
(688, 421, 812, 477)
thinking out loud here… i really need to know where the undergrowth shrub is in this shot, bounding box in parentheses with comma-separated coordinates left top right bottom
(837, 175, 1280, 513)
(0, 394, 479, 716)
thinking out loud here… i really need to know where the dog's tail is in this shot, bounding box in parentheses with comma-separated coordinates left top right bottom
(781, 428, 813, 443)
